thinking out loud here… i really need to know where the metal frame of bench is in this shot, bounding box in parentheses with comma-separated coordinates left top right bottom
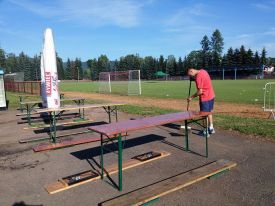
(88, 111, 211, 191)
(30, 103, 126, 143)
(21, 98, 86, 126)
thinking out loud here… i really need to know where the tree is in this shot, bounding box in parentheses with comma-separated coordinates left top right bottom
(254, 51, 261, 66)
(177, 57, 184, 75)
(118, 54, 141, 71)
(211, 29, 224, 68)
(200, 35, 211, 68)
(56, 53, 65, 80)
(32, 55, 40, 81)
(261, 47, 267, 65)
(225, 47, 234, 67)
(142, 56, 156, 79)
(246, 49, 254, 66)
(0, 48, 6, 70)
(166, 55, 177, 76)
(65, 58, 72, 80)
(5, 53, 17, 73)
(184, 50, 203, 69)
(239, 45, 247, 66)
(87, 58, 98, 80)
(159, 55, 165, 72)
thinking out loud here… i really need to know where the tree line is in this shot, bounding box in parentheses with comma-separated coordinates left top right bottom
(0, 29, 274, 81)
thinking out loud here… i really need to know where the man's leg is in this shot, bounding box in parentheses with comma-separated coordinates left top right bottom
(208, 114, 215, 134)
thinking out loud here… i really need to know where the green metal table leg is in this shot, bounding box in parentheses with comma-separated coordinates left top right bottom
(19, 96, 23, 112)
(184, 120, 189, 151)
(205, 116, 208, 158)
(115, 106, 118, 122)
(52, 111, 57, 143)
(82, 99, 85, 119)
(49, 112, 57, 143)
(118, 133, 123, 191)
(27, 105, 31, 126)
(100, 134, 104, 179)
(108, 106, 111, 123)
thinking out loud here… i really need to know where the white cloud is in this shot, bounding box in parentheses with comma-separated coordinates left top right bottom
(251, 2, 274, 11)
(8, 0, 151, 28)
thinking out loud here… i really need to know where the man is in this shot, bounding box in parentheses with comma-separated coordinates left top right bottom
(187, 68, 215, 136)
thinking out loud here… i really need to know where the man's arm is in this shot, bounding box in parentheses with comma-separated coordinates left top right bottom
(187, 88, 202, 101)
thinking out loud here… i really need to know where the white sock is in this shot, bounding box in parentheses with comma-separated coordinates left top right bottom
(209, 124, 214, 129)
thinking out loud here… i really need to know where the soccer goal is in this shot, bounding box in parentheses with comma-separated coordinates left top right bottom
(263, 82, 275, 119)
(98, 70, 141, 95)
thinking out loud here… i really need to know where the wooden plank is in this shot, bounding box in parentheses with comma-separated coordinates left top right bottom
(45, 151, 170, 194)
(16, 102, 126, 116)
(89, 111, 211, 137)
(100, 159, 237, 206)
(33, 135, 101, 152)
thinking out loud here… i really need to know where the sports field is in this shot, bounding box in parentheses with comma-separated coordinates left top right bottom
(60, 79, 270, 105)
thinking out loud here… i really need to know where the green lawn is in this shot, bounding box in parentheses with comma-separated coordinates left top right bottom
(60, 79, 271, 105)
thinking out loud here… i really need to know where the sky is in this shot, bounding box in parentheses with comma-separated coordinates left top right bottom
(0, 0, 275, 61)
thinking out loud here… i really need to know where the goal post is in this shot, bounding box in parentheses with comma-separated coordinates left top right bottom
(98, 72, 111, 93)
(98, 70, 141, 95)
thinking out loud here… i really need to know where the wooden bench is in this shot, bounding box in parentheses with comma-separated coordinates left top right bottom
(99, 159, 237, 206)
(89, 111, 211, 191)
(21, 102, 126, 143)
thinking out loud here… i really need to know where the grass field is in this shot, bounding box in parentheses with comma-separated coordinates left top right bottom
(60, 79, 271, 105)
(6, 79, 275, 139)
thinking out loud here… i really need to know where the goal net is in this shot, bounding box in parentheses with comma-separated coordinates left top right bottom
(98, 70, 141, 95)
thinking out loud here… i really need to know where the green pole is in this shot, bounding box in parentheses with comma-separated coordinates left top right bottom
(108, 106, 111, 123)
(118, 133, 123, 191)
(52, 111, 56, 143)
(184, 120, 189, 151)
(19, 96, 23, 112)
(100, 134, 104, 179)
(27, 105, 31, 126)
(205, 116, 208, 158)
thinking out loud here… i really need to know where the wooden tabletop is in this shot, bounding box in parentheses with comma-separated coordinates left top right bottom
(24, 102, 126, 114)
(88, 111, 211, 137)
(20, 98, 85, 105)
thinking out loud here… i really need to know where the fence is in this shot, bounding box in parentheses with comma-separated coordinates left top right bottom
(4, 81, 41, 95)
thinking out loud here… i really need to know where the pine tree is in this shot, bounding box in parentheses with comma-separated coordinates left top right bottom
(246, 49, 254, 66)
(240, 45, 247, 66)
(32, 55, 40, 81)
(178, 57, 184, 75)
(261, 47, 267, 65)
(56, 53, 65, 80)
(87, 58, 98, 80)
(254, 51, 261, 66)
(200, 35, 211, 68)
(159, 55, 165, 72)
(0, 48, 6, 70)
(65, 59, 72, 80)
(211, 29, 224, 68)
(226, 47, 234, 67)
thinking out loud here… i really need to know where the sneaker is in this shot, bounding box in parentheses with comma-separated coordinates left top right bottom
(198, 129, 210, 138)
(208, 128, 215, 134)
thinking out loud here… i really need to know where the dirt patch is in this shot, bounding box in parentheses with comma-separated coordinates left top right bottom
(63, 91, 267, 119)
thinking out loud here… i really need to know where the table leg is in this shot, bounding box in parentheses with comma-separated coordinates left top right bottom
(100, 134, 104, 179)
(27, 105, 32, 126)
(108, 106, 111, 123)
(115, 106, 118, 122)
(19, 96, 23, 112)
(205, 116, 208, 158)
(184, 120, 189, 151)
(118, 133, 123, 191)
